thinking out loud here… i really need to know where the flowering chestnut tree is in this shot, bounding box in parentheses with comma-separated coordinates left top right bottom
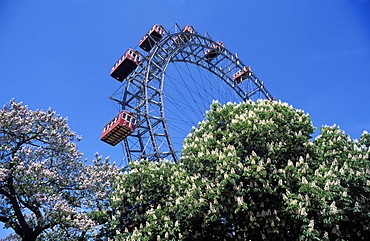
(105, 160, 191, 240)
(0, 100, 120, 240)
(108, 100, 370, 240)
(311, 126, 370, 239)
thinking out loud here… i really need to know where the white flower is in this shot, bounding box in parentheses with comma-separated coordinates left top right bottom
(330, 201, 338, 214)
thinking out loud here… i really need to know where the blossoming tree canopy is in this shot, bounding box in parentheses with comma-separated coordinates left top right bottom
(108, 100, 370, 240)
(0, 99, 120, 240)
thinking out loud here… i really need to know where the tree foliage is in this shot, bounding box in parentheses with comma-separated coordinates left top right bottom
(107, 100, 370, 240)
(0, 100, 120, 240)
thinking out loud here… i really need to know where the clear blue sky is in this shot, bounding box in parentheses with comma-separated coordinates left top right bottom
(1, 0, 369, 237)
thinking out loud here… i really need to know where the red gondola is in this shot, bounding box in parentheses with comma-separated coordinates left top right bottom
(173, 25, 195, 46)
(232, 66, 252, 83)
(204, 41, 224, 61)
(139, 24, 165, 52)
(100, 111, 137, 146)
(110, 49, 141, 82)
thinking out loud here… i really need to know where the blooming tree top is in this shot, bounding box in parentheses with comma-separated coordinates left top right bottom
(0, 99, 120, 240)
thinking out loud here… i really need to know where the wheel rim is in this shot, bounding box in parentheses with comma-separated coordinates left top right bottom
(109, 24, 274, 163)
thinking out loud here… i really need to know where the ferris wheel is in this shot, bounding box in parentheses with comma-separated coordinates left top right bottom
(100, 23, 274, 163)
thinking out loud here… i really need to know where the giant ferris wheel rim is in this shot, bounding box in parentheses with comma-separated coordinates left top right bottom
(108, 23, 274, 164)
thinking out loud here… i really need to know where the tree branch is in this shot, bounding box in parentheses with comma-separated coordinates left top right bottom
(7, 178, 32, 237)
(0, 215, 23, 237)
